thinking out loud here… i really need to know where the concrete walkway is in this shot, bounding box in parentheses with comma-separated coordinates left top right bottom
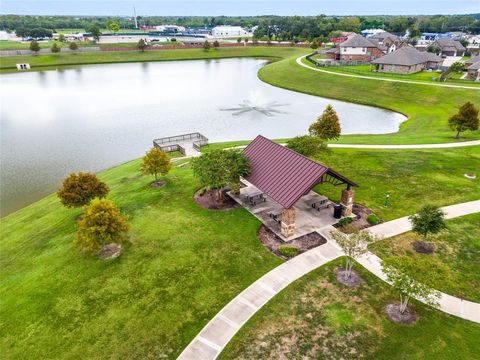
(178, 200, 480, 359)
(296, 55, 480, 90)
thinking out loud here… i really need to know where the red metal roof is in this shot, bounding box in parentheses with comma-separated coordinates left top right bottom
(243, 136, 329, 208)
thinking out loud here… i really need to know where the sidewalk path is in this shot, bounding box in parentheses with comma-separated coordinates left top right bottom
(178, 200, 480, 359)
(296, 55, 480, 90)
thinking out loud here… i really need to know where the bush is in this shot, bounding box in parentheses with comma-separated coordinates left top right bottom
(278, 245, 299, 257)
(367, 214, 379, 225)
(170, 37, 176, 42)
(51, 42, 61, 53)
(338, 217, 353, 227)
(75, 198, 130, 253)
(213, 40, 220, 48)
(286, 135, 326, 157)
(57, 172, 109, 208)
(68, 42, 78, 50)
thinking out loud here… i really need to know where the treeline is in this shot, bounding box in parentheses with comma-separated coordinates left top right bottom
(1, 14, 479, 38)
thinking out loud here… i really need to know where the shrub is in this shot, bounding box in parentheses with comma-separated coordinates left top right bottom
(68, 42, 78, 50)
(57, 172, 109, 208)
(338, 217, 353, 227)
(51, 42, 61, 53)
(213, 40, 220, 48)
(286, 135, 326, 157)
(170, 37, 176, 42)
(75, 198, 130, 253)
(367, 214, 379, 225)
(29, 40, 40, 52)
(278, 245, 299, 257)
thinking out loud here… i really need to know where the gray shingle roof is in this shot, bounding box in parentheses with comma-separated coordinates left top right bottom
(469, 61, 480, 70)
(434, 38, 466, 51)
(466, 55, 480, 66)
(370, 31, 399, 42)
(371, 46, 442, 66)
(340, 34, 378, 48)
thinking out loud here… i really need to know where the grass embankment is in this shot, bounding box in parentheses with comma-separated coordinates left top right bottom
(0, 40, 180, 50)
(0, 160, 281, 359)
(0, 46, 309, 72)
(220, 258, 480, 359)
(259, 56, 480, 144)
(370, 213, 480, 302)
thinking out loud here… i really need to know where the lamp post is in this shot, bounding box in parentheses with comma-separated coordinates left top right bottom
(384, 193, 390, 207)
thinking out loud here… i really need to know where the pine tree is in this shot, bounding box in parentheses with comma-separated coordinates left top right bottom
(309, 105, 342, 141)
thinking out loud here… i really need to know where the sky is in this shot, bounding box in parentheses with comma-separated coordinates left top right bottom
(0, 0, 478, 16)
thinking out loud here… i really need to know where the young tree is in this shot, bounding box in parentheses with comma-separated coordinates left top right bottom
(382, 257, 439, 314)
(106, 20, 120, 34)
(448, 102, 479, 138)
(58, 33, 65, 42)
(203, 40, 211, 51)
(137, 38, 147, 52)
(51, 42, 61, 53)
(409, 205, 446, 241)
(213, 40, 220, 49)
(449, 61, 465, 73)
(57, 172, 109, 208)
(330, 229, 377, 278)
(75, 198, 130, 253)
(68, 42, 79, 50)
(29, 40, 40, 53)
(309, 104, 342, 141)
(140, 147, 171, 181)
(87, 24, 101, 42)
(286, 135, 326, 157)
(191, 149, 250, 202)
(237, 37, 242, 43)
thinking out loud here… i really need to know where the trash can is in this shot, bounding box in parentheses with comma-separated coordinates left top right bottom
(333, 204, 342, 219)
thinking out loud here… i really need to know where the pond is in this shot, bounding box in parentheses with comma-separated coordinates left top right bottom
(0, 58, 406, 215)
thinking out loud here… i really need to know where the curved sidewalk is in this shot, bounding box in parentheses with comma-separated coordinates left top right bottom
(178, 200, 480, 359)
(296, 55, 480, 90)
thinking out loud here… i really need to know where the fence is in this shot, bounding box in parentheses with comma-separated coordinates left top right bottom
(153, 132, 209, 155)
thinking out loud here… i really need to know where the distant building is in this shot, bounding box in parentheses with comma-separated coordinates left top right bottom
(211, 26, 249, 38)
(371, 46, 443, 74)
(155, 25, 186, 33)
(338, 34, 384, 61)
(361, 29, 385, 38)
(431, 38, 466, 57)
(369, 31, 406, 53)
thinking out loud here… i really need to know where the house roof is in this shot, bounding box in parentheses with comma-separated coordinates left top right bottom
(434, 38, 466, 51)
(340, 34, 378, 48)
(466, 55, 480, 65)
(242, 136, 356, 209)
(372, 46, 442, 66)
(469, 61, 480, 70)
(370, 31, 399, 42)
(326, 47, 340, 53)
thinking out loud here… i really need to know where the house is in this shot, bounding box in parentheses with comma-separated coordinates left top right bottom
(369, 31, 405, 53)
(466, 61, 480, 80)
(371, 46, 443, 74)
(465, 55, 480, 68)
(325, 46, 340, 60)
(431, 38, 466, 57)
(338, 34, 384, 61)
(211, 26, 249, 38)
(361, 28, 386, 38)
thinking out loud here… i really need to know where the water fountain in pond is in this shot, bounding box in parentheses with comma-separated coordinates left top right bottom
(220, 90, 289, 116)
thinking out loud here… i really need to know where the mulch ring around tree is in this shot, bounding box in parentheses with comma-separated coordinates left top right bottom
(385, 302, 418, 324)
(257, 225, 327, 259)
(98, 243, 122, 260)
(334, 203, 384, 234)
(334, 267, 363, 287)
(194, 188, 239, 211)
(412, 240, 435, 254)
(150, 180, 166, 188)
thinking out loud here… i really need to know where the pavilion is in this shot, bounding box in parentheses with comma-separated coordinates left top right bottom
(239, 135, 357, 238)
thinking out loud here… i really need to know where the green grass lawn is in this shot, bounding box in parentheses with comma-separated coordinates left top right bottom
(259, 56, 480, 144)
(0, 159, 282, 359)
(370, 213, 480, 302)
(219, 258, 480, 360)
(0, 46, 309, 72)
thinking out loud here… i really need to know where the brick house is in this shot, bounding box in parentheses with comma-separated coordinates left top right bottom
(467, 61, 480, 80)
(339, 34, 384, 61)
(432, 38, 466, 56)
(369, 31, 406, 53)
(465, 55, 480, 68)
(371, 46, 443, 74)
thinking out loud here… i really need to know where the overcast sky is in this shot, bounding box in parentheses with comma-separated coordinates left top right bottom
(0, 0, 478, 16)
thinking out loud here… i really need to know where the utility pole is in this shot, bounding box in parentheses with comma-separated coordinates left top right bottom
(133, 6, 138, 29)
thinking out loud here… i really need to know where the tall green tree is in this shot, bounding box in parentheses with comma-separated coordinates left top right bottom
(87, 24, 101, 41)
(29, 40, 40, 53)
(76, 198, 130, 253)
(409, 205, 446, 241)
(140, 147, 171, 181)
(309, 105, 342, 141)
(57, 172, 109, 208)
(191, 149, 250, 202)
(58, 33, 65, 42)
(137, 38, 147, 52)
(106, 20, 120, 34)
(203, 40, 211, 51)
(448, 102, 479, 138)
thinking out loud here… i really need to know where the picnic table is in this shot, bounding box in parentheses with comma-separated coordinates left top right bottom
(245, 190, 266, 206)
(307, 196, 331, 211)
(267, 210, 282, 223)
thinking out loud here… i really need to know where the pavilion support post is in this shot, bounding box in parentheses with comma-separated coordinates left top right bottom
(341, 188, 354, 217)
(281, 207, 296, 238)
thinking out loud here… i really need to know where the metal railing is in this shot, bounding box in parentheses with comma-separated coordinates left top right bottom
(153, 132, 207, 145)
(153, 132, 208, 154)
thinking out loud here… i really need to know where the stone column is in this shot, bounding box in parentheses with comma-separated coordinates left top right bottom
(341, 188, 354, 217)
(281, 207, 296, 238)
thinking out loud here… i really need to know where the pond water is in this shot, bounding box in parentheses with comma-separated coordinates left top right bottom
(0, 58, 406, 215)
